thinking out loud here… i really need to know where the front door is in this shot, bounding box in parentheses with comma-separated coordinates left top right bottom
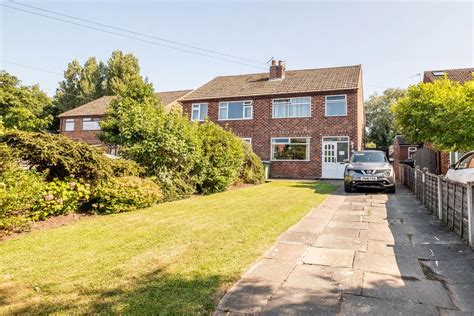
(322, 136, 349, 179)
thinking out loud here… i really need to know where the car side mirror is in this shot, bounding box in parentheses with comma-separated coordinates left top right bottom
(343, 159, 349, 163)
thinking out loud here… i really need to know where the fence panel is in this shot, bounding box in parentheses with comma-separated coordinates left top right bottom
(401, 164, 470, 243)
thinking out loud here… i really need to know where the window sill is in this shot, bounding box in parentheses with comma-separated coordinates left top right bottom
(271, 115, 312, 119)
(217, 118, 253, 121)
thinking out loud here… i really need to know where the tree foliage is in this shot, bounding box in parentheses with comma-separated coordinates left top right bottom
(53, 50, 144, 122)
(99, 77, 201, 200)
(0, 71, 53, 131)
(392, 78, 474, 151)
(364, 88, 405, 149)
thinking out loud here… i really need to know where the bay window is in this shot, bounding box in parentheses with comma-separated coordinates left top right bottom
(271, 137, 310, 161)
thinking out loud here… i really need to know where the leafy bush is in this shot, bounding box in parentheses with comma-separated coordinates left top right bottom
(240, 143, 265, 184)
(1, 130, 140, 182)
(90, 176, 162, 214)
(0, 168, 46, 233)
(31, 177, 91, 221)
(195, 122, 245, 194)
(100, 82, 202, 201)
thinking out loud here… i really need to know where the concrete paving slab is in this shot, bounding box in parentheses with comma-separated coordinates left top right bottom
(366, 240, 427, 258)
(359, 228, 411, 244)
(322, 227, 361, 238)
(314, 234, 367, 251)
(354, 252, 425, 279)
(284, 264, 363, 295)
(216, 278, 279, 313)
(303, 247, 355, 268)
(288, 218, 328, 234)
(242, 258, 295, 283)
(305, 208, 336, 219)
(410, 233, 466, 245)
(362, 272, 455, 309)
(277, 230, 318, 245)
(340, 294, 438, 315)
(445, 283, 474, 311)
(419, 259, 474, 284)
(263, 242, 306, 262)
(331, 214, 366, 222)
(261, 286, 340, 315)
(327, 221, 369, 230)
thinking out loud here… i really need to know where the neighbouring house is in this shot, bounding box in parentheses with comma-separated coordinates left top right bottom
(421, 67, 474, 174)
(180, 60, 365, 179)
(392, 135, 421, 179)
(58, 90, 192, 153)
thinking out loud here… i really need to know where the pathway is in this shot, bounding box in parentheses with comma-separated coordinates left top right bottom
(215, 184, 474, 315)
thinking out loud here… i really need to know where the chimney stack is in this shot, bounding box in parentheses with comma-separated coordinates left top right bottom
(269, 59, 286, 80)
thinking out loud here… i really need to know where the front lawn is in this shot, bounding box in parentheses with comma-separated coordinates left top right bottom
(0, 181, 335, 314)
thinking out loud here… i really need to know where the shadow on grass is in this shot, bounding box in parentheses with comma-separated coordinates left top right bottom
(7, 269, 226, 315)
(286, 181, 339, 194)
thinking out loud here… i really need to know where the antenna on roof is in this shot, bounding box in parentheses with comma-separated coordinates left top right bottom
(409, 73, 421, 82)
(266, 57, 274, 64)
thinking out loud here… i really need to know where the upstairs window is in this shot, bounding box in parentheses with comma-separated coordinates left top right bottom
(272, 97, 311, 118)
(271, 137, 309, 161)
(219, 101, 252, 120)
(64, 118, 74, 131)
(82, 117, 101, 131)
(191, 103, 208, 121)
(325, 95, 347, 116)
(241, 138, 252, 146)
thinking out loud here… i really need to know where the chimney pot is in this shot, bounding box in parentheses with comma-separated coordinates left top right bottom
(269, 59, 286, 80)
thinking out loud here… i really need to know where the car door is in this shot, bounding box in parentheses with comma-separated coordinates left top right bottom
(447, 153, 474, 183)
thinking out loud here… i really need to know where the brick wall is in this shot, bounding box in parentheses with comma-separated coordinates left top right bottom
(182, 90, 362, 179)
(59, 115, 107, 149)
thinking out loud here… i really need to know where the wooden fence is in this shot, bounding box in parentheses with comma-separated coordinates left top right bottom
(400, 164, 474, 246)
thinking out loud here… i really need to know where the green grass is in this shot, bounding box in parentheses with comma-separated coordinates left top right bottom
(0, 181, 335, 314)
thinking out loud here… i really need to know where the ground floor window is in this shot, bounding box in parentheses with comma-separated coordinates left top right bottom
(64, 118, 75, 131)
(241, 138, 252, 146)
(271, 137, 309, 161)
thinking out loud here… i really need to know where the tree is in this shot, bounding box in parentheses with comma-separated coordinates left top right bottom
(392, 78, 474, 152)
(54, 50, 143, 116)
(365, 88, 406, 149)
(99, 77, 201, 201)
(0, 71, 53, 131)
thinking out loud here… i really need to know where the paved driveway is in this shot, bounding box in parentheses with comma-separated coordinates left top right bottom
(215, 183, 474, 315)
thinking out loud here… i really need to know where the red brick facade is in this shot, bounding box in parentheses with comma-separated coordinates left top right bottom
(59, 115, 108, 149)
(182, 89, 364, 179)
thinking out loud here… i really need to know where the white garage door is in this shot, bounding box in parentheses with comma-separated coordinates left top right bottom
(322, 136, 349, 179)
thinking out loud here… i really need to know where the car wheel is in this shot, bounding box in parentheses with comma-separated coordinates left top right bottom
(386, 186, 396, 194)
(344, 184, 353, 193)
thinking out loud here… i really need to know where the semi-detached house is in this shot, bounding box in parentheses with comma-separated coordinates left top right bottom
(181, 61, 365, 179)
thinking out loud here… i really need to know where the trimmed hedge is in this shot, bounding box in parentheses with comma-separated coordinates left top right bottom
(90, 176, 162, 214)
(1, 130, 141, 182)
(195, 122, 245, 194)
(240, 143, 265, 185)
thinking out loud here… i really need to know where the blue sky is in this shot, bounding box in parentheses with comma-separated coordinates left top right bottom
(1, 0, 473, 99)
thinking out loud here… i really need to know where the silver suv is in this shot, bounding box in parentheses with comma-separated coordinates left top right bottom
(344, 150, 395, 193)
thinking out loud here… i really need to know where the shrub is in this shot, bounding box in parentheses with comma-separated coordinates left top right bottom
(30, 177, 91, 221)
(196, 122, 245, 194)
(1, 130, 140, 182)
(240, 143, 265, 184)
(91, 176, 162, 214)
(0, 168, 46, 233)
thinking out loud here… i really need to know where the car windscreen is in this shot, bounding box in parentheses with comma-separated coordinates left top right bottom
(351, 152, 387, 163)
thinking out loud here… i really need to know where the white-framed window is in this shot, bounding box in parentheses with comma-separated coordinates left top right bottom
(325, 95, 347, 116)
(408, 146, 417, 159)
(191, 103, 208, 121)
(218, 101, 253, 120)
(82, 117, 101, 131)
(271, 137, 310, 161)
(64, 118, 75, 131)
(241, 138, 252, 146)
(272, 97, 311, 118)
